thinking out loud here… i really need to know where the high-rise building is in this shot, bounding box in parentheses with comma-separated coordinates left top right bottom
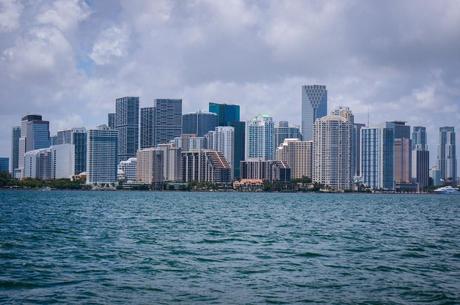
(115, 97, 139, 161)
(136, 148, 164, 185)
(274, 121, 301, 148)
(301, 85, 327, 141)
(352, 123, 365, 177)
(430, 166, 442, 187)
(157, 143, 182, 182)
(118, 158, 137, 182)
(182, 111, 218, 137)
(23, 144, 74, 180)
(172, 134, 195, 151)
(386, 121, 412, 185)
(240, 160, 291, 182)
(313, 114, 353, 191)
(206, 126, 234, 178)
(438, 127, 457, 184)
(209, 102, 240, 126)
(360, 127, 394, 190)
(188, 136, 206, 150)
(0, 157, 9, 173)
(208, 102, 244, 178)
(276, 139, 313, 179)
(245, 114, 275, 161)
(18, 115, 50, 178)
(153, 99, 182, 146)
(108, 113, 116, 129)
(412, 126, 429, 189)
(182, 150, 231, 183)
(86, 125, 118, 185)
(55, 128, 87, 175)
(10, 126, 20, 174)
(140, 107, 155, 149)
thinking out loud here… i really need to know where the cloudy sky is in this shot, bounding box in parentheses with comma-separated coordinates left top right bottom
(1, 0, 459, 167)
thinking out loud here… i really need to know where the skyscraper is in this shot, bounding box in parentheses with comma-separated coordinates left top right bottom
(386, 121, 412, 185)
(240, 160, 291, 182)
(301, 85, 327, 141)
(55, 128, 87, 175)
(182, 150, 231, 183)
(353, 123, 365, 177)
(274, 121, 301, 148)
(209, 102, 240, 126)
(276, 139, 313, 179)
(86, 125, 118, 185)
(23, 144, 74, 180)
(153, 99, 182, 146)
(412, 126, 429, 189)
(360, 127, 394, 190)
(115, 97, 139, 162)
(182, 111, 218, 136)
(313, 114, 353, 191)
(18, 115, 50, 178)
(108, 113, 116, 129)
(206, 126, 234, 178)
(438, 127, 457, 184)
(10, 126, 20, 174)
(136, 148, 164, 185)
(0, 158, 9, 173)
(245, 115, 275, 161)
(140, 107, 155, 149)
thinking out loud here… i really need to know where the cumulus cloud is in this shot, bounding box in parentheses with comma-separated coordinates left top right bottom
(36, 0, 90, 32)
(90, 24, 130, 65)
(0, 0, 23, 32)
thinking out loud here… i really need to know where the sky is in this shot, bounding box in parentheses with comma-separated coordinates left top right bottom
(1, 0, 459, 169)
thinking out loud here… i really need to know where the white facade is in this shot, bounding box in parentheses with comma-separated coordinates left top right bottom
(86, 125, 118, 185)
(157, 143, 182, 182)
(245, 114, 275, 161)
(118, 158, 137, 182)
(23, 144, 74, 180)
(207, 126, 234, 178)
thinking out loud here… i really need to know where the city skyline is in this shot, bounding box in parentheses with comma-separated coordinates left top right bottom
(0, 0, 459, 172)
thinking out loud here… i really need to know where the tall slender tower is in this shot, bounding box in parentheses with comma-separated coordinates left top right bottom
(438, 127, 457, 184)
(10, 126, 20, 174)
(86, 125, 118, 185)
(301, 85, 327, 141)
(115, 97, 139, 162)
(245, 115, 275, 161)
(412, 126, 429, 189)
(153, 99, 182, 146)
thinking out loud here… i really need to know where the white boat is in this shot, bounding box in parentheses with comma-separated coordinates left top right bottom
(433, 186, 460, 195)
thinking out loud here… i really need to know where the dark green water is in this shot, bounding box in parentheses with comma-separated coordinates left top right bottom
(0, 191, 459, 304)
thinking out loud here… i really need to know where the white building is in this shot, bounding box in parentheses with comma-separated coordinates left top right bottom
(118, 158, 137, 182)
(86, 125, 118, 185)
(157, 143, 182, 182)
(206, 126, 234, 178)
(23, 144, 74, 180)
(276, 138, 313, 179)
(245, 114, 275, 161)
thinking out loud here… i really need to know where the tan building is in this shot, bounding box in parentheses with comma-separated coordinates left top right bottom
(182, 150, 231, 183)
(276, 138, 313, 179)
(136, 148, 164, 184)
(394, 138, 412, 184)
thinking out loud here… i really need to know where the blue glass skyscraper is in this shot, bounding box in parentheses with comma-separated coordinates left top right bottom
(182, 111, 218, 137)
(209, 102, 240, 126)
(116, 97, 139, 161)
(301, 85, 327, 141)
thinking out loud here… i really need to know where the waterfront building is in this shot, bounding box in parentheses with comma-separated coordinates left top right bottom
(360, 127, 394, 190)
(23, 144, 74, 180)
(182, 111, 218, 137)
(385, 121, 412, 187)
(182, 150, 231, 183)
(245, 114, 275, 161)
(0, 157, 9, 173)
(206, 126, 235, 178)
(188, 136, 206, 150)
(115, 97, 139, 161)
(313, 114, 353, 191)
(157, 143, 182, 182)
(10, 126, 20, 174)
(438, 127, 457, 184)
(430, 166, 442, 187)
(153, 99, 182, 146)
(18, 115, 50, 178)
(240, 160, 291, 182)
(55, 128, 87, 174)
(412, 126, 427, 149)
(108, 113, 116, 129)
(172, 134, 196, 151)
(276, 139, 313, 179)
(353, 123, 365, 177)
(136, 148, 164, 185)
(301, 85, 327, 141)
(86, 125, 118, 185)
(140, 107, 155, 149)
(274, 121, 301, 147)
(209, 102, 240, 126)
(412, 126, 429, 189)
(118, 158, 137, 182)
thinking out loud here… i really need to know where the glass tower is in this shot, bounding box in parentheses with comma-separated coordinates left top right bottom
(438, 127, 457, 184)
(209, 102, 240, 126)
(153, 99, 182, 146)
(116, 97, 139, 162)
(182, 111, 218, 137)
(301, 85, 327, 141)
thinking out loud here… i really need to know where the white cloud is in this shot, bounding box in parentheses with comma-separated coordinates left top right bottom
(90, 24, 130, 65)
(36, 0, 90, 32)
(0, 0, 23, 32)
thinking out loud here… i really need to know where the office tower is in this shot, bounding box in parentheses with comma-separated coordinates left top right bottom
(118, 158, 137, 182)
(23, 144, 74, 179)
(209, 102, 240, 126)
(353, 123, 365, 177)
(206, 126, 235, 178)
(55, 128, 87, 174)
(386, 121, 411, 139)
(245, 114, 275, 161)
(274, 121, 301, 148)
(0, 158, 9, 173)
(108, 113, 116, 129)
(276, 139, 313, 179)
(153, 99, 182, 146)
(412, 126, 429, 189)
(386, 121, 412, 185)
(301, 85, 327, 140)
(240, 160, 291, 182)
(157, 143, 182, 182)
(313, 114, 353, 191)
(86, 125, 118, 185)
(438, 127, 457, 184)
(18, 115, 50, 177)
(116, 97, 139, 161)
(360, 127, 394, 190)
(208, 102, 244, 178)
(136, 148, 164, 185)
(182, 150, 231, 183)
(430, 166, 442, 187)
(10, 126, 20, 174)
(140, 107, 155, 148)
(182, 111, 217, 137)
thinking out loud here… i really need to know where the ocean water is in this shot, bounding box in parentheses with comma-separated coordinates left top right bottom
(0, 190, 459, 305)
